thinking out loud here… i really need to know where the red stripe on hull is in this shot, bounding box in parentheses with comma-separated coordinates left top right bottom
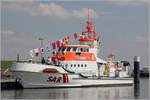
(63, 74, 69, 83)
(63, 74, 66, 83)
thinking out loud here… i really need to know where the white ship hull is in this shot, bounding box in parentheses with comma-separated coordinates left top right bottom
(11, 63, 133, 88)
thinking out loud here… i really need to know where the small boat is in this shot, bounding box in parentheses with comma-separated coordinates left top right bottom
(11, 9, 133, 88)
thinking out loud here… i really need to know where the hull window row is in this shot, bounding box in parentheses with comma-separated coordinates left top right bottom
(58, 47, 89, 52)
(64, 64, 87, 68)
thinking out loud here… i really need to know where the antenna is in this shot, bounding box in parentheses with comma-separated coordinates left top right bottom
(88, 8, 90, 23)
(87, 8, 93, 35)
(81, 17, 84, 35)
(93, 23, 96, 39)
(79, 8, 97, 43)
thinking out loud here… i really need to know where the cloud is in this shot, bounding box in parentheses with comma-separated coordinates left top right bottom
(1, 30, 15, 35)
(31, 3, 71, 18)
(135, 35, 148, 43)
(1, 29, 53, 60)
(1, 30, 39, 60)
(106, 0, 148, 6)
(2, 2, 98, 18)
(72, 8, 98, 18)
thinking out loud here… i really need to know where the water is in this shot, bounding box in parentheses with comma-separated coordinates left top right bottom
(1, 78, 149, 100)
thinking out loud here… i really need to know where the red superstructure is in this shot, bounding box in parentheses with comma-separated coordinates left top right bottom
(51, 8, 98, 63)
(79, 8, 97, 42)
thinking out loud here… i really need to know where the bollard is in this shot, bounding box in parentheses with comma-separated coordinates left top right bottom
(134, 82, 140, 99)
(134, 56, 140, 84)
(17, 53, 19, 62)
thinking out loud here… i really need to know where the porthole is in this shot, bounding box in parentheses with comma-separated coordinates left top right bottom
(85, 64, 87, 67)
(78, 64, 80, 67)
(71, 64, 73, 67)
(74, 64, 76, 67)
(81, 64, 83, 67)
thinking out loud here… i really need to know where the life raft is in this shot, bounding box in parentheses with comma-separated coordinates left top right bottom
(43, 68, 59, 73)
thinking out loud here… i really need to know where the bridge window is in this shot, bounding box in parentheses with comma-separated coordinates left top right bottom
(73, 47, 77, 52)
(83, 48, 87, 52)
(87, 48, 89, 52)
(62, 47, 66, 52)
(66, 47, 71, 52)
(77, 48, 81, 52)
(80, 48, 83, 52)
(84, 48, 89, 52)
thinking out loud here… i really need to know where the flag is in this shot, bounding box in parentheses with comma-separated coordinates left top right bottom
(51, 41, 56, 49)
(74, 32, 78, 40)
(34, 48, 39, 56)
(41, 48, 44, 53)
(94, 32, 96, 39)
(60, 39, 64, 47)
(29, 50, 34, 58)
(65, 36, 69, 44)
(62, 37, 65, 44)
(46, 45, 50, 52)
(56, 40, 61, 48)
(63, 36, 69, 44)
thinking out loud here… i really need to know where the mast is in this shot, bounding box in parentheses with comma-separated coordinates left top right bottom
(79, 8, 97, 43)
(82, 17, 85, 35)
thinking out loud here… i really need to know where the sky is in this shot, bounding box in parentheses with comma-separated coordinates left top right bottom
(1, 0, 149, 68)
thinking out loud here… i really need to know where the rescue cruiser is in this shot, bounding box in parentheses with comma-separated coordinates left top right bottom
(11, 10, 133, 88)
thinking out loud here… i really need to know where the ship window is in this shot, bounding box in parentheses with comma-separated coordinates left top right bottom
(77, 48, 81, 52)
(66, 47, 71, 52)
(81, 64, 83, 67)
(71, 64, 73, 67)
(74, 64, 76, 67)
(73, 47, 77, 52)
(87, 48, 89, 52)
(80, 48, 83, 52)
(85, 64, 87, 67)
(84, 48, 89, 52)
(83, 48, 86, 52)
(84, 48, 87, 52)
(78, 64, 80, 67)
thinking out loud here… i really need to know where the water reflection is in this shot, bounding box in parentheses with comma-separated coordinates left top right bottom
(1, 78, 149, 99)
(134, 83, 140, 99)
(10, 86, 134, 99)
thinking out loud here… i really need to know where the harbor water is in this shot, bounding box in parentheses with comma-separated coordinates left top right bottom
(1, 78, 149, 99)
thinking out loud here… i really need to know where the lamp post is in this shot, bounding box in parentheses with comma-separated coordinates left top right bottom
(39, 38, 43, 47)
(38, 38, 44, 63)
